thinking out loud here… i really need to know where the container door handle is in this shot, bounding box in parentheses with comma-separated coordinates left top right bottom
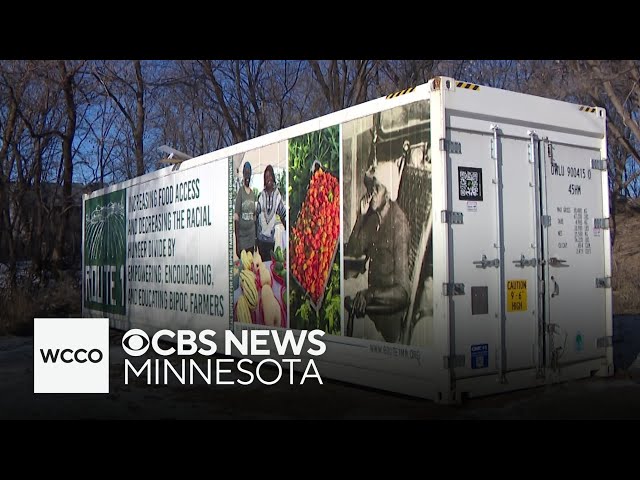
(548, 257, 569, 268)
(473, 254, 500, 269)
(513, 254, 536, 268)
(551, 276, 560, 298)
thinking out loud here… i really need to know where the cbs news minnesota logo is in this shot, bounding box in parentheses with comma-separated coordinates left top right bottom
(34, 318, 109, 393)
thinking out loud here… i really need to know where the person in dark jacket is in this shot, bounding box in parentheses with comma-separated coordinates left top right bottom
(345, 165, 410, 343)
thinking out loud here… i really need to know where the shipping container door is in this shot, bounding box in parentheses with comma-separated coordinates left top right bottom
(540, 139, 608, 370)
(446, 128, 500, 379)
(500, 134, 540, 373)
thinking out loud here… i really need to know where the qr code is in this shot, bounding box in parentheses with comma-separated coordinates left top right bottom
(458, 167, 483, 201)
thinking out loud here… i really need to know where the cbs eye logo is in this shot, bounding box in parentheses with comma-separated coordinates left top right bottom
(122, 329, 150, 356)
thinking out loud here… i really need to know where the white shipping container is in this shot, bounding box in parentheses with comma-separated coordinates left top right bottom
(82, 77, 612, 403)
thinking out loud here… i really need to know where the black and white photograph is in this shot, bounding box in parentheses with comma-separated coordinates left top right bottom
(342, 100, 434, 346)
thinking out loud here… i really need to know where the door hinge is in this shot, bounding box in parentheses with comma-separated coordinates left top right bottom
(547, 140, 556, 165)
(443, 354, 466, 369)
(541, 215, 551, 227)
(439, 138, 462, 154)
(441, 210, 464, 224)
(591, 158, 608, 171)
(596, 277, 612, 288)
(473, 254, 500, 269)
(597, 336, 613, 348)
(513, 255, 537, 268)
(594, 217, 610, 229)
(443, 283, 465, 296)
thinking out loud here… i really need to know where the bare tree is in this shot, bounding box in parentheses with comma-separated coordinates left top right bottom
(93, 60, 150, 178)
(198, 60, 271, 143)
(17, 60, 89, 270)
(156, 61, 226, 156)
(0, 63, 23, 284)
(269, 60, 306, 130)
(75, 85, 123, 187)
(375, 60, 440, 94)
(153, 60, 308, 159)
(308, 60, 378, 112)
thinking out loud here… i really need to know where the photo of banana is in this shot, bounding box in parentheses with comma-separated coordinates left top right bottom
(240, 268, 258, 310)
(236, 295, 252, 323)
(240, 249, 254, 270)
(234, 248, 287, 328)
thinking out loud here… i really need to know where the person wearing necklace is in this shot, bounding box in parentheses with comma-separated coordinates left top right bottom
(234, 162, 257, 258)
(256, 164, 286, 261)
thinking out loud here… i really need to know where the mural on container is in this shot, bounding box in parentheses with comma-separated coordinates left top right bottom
(84, 188, 127, 316)
(342, 100, 433, 346)
(288, 126, 341, 335)
(231, 142, 289, 329)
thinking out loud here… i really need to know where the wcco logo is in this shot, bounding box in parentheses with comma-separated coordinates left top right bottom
(40, 348, 104, 364)
(34, 318, 109, 394)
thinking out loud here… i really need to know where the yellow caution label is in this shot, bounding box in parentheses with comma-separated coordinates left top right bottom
(507, 279, 527, 312)
(456, 81, 480, 91)
(385, 86, 416, 99)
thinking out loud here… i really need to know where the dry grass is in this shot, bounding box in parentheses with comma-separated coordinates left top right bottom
(0, 271, 81, 336)
(0, 290, 38, 335)
(612, 201, 640, 315)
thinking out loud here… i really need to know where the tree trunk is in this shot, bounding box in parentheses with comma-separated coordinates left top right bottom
(0, 94, 18, 285)
(52, 61, 77, 271)
(30, 140, 44, 274)
(134, 60, 145, 177)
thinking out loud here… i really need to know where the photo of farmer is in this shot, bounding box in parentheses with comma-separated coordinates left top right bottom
(256, 164, 287, 261)
(342, 100, 434, 346)
(231, 144, 288, 329)
(234, 161, 256, 258)
(345, 165, 411, 344)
